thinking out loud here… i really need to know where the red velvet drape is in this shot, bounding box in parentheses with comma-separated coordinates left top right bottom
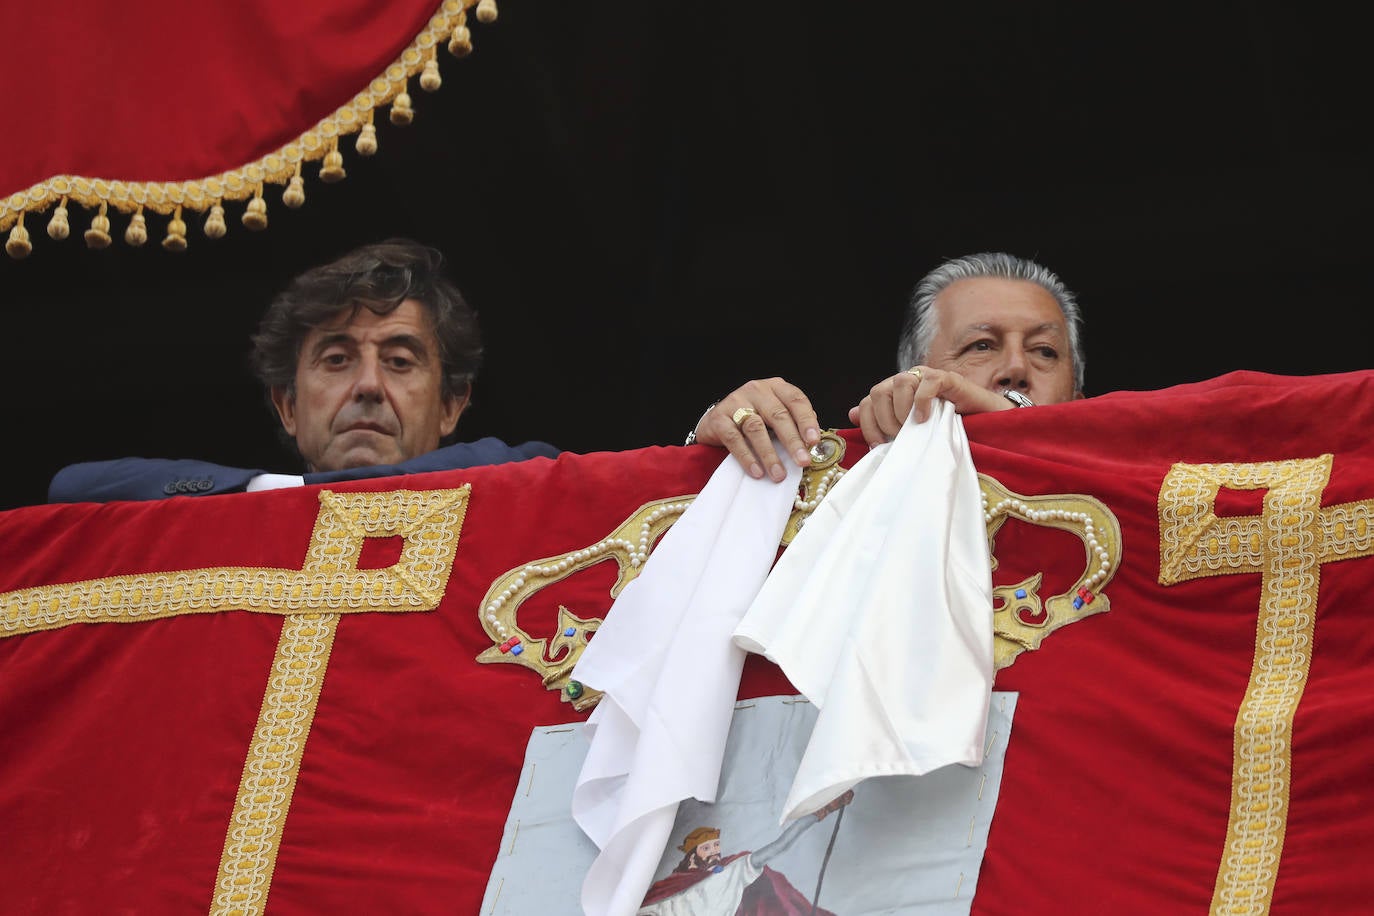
(1, 1, 481, 252)
(3, 369, 1374, 913)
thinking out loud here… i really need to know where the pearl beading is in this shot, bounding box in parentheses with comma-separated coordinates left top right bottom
(477, 431, 852, 705)
(483, 500, 692, 642)
(981, 491, 1113, 590)
(793, 465, 844, 512)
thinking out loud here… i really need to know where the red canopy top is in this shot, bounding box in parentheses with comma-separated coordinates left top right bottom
(0, 0, 496, 257)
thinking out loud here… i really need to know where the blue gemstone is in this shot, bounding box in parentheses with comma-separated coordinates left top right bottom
(1015, 588, 1027, 599)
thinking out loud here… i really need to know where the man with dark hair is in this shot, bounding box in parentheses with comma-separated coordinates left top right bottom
(49, 238, 558, 502)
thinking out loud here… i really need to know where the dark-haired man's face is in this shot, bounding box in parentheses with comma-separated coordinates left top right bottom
(270, 299, 467, 472)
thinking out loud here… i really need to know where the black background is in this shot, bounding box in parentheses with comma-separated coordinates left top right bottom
(2, 2, 1369, 512)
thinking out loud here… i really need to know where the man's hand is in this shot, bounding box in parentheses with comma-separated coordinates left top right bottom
(692, 378, 820, 482)
(848, 366, 1012, 446)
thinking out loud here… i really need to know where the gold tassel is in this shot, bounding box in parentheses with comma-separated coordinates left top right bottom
(163, 206, 188, 252)
(242, 186, 268, 231)
(420, 52, 442, 91)
(5, 213, 32, 259)
(390, 89, 415, 126)
(47, 197, 70, 240)
(448, 24, 473, 56)
(204, 201, 227, 239)
(125, 207, 148, 246)
(85, 202, 112, 249)
(282, 162, 306, 208)
(476, 0, 498, 24)
(449, 10, 472, 57)
(356, 117, 378, 156)
(241, 185, 267, 229)
(319, 138, 346, 183)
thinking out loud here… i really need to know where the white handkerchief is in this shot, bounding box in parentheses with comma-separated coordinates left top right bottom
(571, 448, 801, 916)
(246, 473, 305, 492)
(734, 400, 994, 822)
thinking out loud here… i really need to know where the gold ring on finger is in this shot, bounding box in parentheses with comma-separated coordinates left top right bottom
(731, 406, 759, 427)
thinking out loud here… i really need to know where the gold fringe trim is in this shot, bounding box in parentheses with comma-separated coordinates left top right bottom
(1, 0, 496, 258)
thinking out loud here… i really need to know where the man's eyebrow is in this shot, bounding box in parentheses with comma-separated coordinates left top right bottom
(309, 332, 431, 357)
(956, 321, 1065, 337)
(951, 322, 996, 341)
(307, 331, 357, 358)
(1025, 322, 1068, 340)
(380, 333, 432, 357)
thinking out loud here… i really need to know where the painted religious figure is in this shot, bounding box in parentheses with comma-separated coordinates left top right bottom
(637, 790, 854, 915)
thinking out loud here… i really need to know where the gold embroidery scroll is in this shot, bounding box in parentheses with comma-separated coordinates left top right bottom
(475, 432, 850, 710)
(980, 474, 1124, 671)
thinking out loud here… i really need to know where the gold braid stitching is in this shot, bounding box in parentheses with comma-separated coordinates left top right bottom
(1159, 458, 1333, 915)
(1, 0, 491, 247)
(1322, 498, 1374, 559)
(0, 487, 470, 638)
(1213, 457, 1328, 915)
(210, 486, 469, 914)
(211, 612, 337, 916)
(0, 487, 469, 909)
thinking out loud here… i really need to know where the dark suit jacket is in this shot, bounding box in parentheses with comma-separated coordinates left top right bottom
(47, 437, 561, 503)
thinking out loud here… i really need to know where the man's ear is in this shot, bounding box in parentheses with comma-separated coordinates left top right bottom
(440, 387, 470, 438)
(270, 386, 298, 436)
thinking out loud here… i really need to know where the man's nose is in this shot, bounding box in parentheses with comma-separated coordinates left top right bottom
(997, 348, 1030, 391)
(352, 353, 385, 401)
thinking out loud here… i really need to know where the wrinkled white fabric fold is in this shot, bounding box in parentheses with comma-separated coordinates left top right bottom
(733, 400, 994, 823)
(571, 449, 801, 916)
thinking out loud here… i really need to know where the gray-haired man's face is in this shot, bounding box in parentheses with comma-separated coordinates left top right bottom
(924, 278, 1080, 406)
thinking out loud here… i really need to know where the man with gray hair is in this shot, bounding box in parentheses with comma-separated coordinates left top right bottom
(692, 251, 1086, 480)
